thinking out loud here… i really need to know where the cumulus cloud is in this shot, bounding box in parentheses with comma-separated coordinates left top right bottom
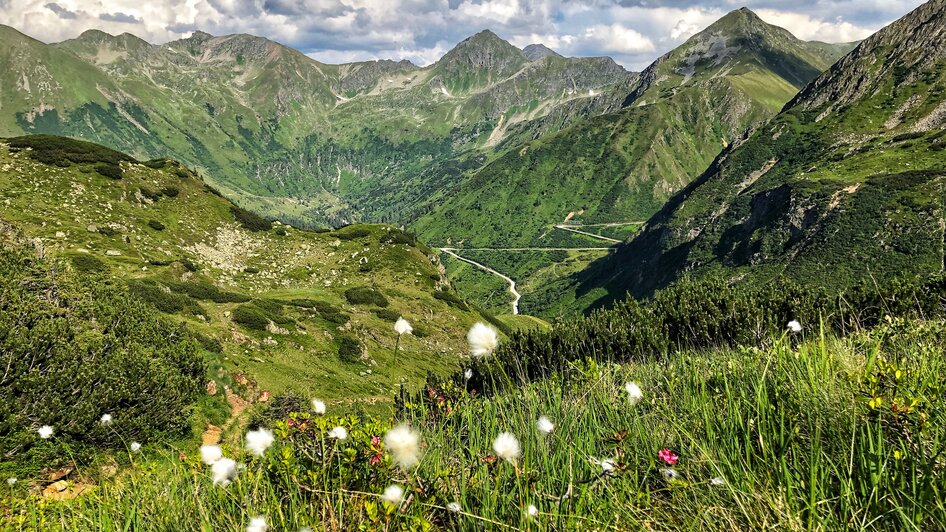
(0, 0, 926, 69)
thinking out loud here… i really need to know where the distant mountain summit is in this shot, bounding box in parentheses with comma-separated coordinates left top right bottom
(575, 0, 946, 307)
(523, 44, 562, 61)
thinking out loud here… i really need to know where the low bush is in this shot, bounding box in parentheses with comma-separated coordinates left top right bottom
(230, 205, 272, 232)
(345, 286, 389, 307)
(374, 309, 400, 321)
(232, 305, 271, 331)
(94, 163, 123, 180)
(148, 220, 165, 231)
(0, 246, 204, 472)
(333, 226, 372, 241)
(160, 186, 180, 198)
(139, 187, 163, 202)
(379, 228, 417, 246)
(166, 280, 250, 303)
(337, 335, 362, 363)
(127, 279, 203, 317)
(67, 253, 108, 274)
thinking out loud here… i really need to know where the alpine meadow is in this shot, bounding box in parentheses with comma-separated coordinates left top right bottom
(1, 0, 945, 530)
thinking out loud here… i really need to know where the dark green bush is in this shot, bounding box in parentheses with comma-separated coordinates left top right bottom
(275, 228, 288, 236)
(127, 279, 204, 317)
(0, 247, 204, 472)
(142, 159, 170, 169)
(166, 281, 250, 303)
(139, 187, 163, 202)
(345, 286, 389, 307)
(7, 135, 134, 168)
(248, 391, 307, 429)
(243, 267, 260, 274)
(161, 186, 180, 198)
(337, 335, 362, 363)
(94, 163, 123, 180)
(291, 300, 349, 324)
(230, 205, 272, 232)
(380, 228, 416, 246)
(433, 289, 469, 310)
(333, 226, 372, 241)
(96, 226, 117, 237)
(67, 253, 108, 273)
(374, 309, 400, 321)
(147, 220, 165, 231)
(180, 258, 199, 272)
(232, 304, 270, 331)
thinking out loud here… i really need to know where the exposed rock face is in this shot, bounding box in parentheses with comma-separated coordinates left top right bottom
(523, 44, 563, 61)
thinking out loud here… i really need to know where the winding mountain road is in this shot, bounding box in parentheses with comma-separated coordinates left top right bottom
(440, 248, 522, 315)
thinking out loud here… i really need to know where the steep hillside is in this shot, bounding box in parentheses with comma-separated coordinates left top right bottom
(0, 25, 635, 227)
(568, 0, 946, 311)
(0, 135, 495, 409)
(413, 8, 853, 250)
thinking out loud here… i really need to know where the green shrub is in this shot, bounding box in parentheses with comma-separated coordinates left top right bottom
(139, 187, 163, 202)
(180, 258, 198, 272)
(345, 286, 389, 307)
(160, 186, 180, 198)
(127, 279, 204, 317)
(96, 226, 117, 237)
(0, 246, 204, 472)
(232, 304, 270, 331)
(275, 228, 288, 236)
(7, 135, 134, 168)
(291, 300, 349, 324)
(379, 228, 417, 246)
(166, 281, 250, 303)
(148, 220, 165, 231)
(230, 205, 272, 232)
(374, 309, 400, 321)
(67, 253, 108, 274)
(142, 159, 169, 169)
(333, 226, 372, 240)
(433, 288, 468, 310)
(94, 163, 123, 180)
(243, 267, 260, 274)
(337, 335, 362, 363)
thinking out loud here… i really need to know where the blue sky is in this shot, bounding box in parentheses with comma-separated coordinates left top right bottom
(0, 0, 926, 69)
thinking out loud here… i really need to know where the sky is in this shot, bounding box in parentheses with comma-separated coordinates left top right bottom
(0, 0, 927, 70)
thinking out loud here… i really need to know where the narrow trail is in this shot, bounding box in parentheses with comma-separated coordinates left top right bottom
(440, 248, 522, 315)
(441, 246, 614, 252)
(553, 224, 623, 244)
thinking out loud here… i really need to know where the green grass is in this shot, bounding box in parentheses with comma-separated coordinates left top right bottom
(10, 322, 944, 530)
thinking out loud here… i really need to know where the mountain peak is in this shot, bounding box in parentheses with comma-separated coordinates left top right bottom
(433, 29, 527, 86)
(522, 43, 562, 61)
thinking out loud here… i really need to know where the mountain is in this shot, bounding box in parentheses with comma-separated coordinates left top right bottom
(0, 134, 509, 406)
(566, 0, 946, 312)
(0, 25, 635, 228)
(523, 44, 562, 61)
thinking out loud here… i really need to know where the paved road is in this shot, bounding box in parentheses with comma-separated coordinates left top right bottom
(440, 248, 522, 315)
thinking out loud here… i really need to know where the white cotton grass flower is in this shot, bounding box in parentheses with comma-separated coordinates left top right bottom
(100, 413, 113, 425)
(464, 368, 473, 380)
(467, 322, 498, 357)
(536, 416, 554, 434)
(384, 424, 421, 470)
(246, 516, 267, 532)
(200, 445, 224, 465)
(660, 468, 679, 479)
(311, 398, 326, 415)
(211, 457, 238, 487)
(625, 382, 643, 405)
(329, 426, 348, 440)
(447, 502, 462, 513)
(601, 459, 616, 475)
(381, 484, 404, 505)
(38, 425, 54, 439)
(492, 432, 521, 463)
(787, 320, 802, 333)
(6, 478, 16, 486)
(394, 317, 413, 336)
(245, 428, 275, 458)
(130, 442, 142, 453)
(710, 476, 726, 486)
(526, 504, 539, 518)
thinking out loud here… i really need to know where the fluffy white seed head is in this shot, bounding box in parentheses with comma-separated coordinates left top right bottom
(384, 424, 421, 470)
(492, 432, 521, 463)
(200, 445, 224, 465)
(100, 413, 113, 425)
(625, 382, 643, 405)
(787, 320, 802, 333)
(246, 516, 267, 532)
(6, 478, 16, 486)
(394, 317, 413, 336)
(601, 459, 616, 474)
(710, 476, 726, 486)
(211, 457, 238, 487)
(245, 428, 275, 458)
(447, 502, 461, 513)
(381, 484, 404, 505)
(130, 442, 142, 453)
(38, 425, 54, 439)
(660, 468, 679, 479)
(526, 505, 539, 517)
(464, 368, 473, 380)
(536, 416, 554, 434)
(311, 399, 326, 415)
(329, 426, 348, 440)
(467, 323, 498, 357)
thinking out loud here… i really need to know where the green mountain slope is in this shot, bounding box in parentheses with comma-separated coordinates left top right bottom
(0, 135, 495, 409)
(0, 26, 636, 227)
(412, 8, 854, 250)
(568, 0, 946, 311)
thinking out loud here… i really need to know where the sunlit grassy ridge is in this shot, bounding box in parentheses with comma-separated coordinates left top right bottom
(9, 319, 944, 530)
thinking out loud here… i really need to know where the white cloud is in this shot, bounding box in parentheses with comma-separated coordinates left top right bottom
(754, 9, 876, 42)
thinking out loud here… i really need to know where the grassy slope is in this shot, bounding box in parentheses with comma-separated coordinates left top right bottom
(563, 0, 946, 312)
(13, 323, 945, 529)
(0, 137, 489, 410)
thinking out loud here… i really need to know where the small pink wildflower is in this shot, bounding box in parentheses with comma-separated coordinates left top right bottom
(371, 436, 382, 446)
(658, 449, 679, 466)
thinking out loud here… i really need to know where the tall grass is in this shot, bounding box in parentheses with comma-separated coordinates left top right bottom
(8, 319, 944, 530)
